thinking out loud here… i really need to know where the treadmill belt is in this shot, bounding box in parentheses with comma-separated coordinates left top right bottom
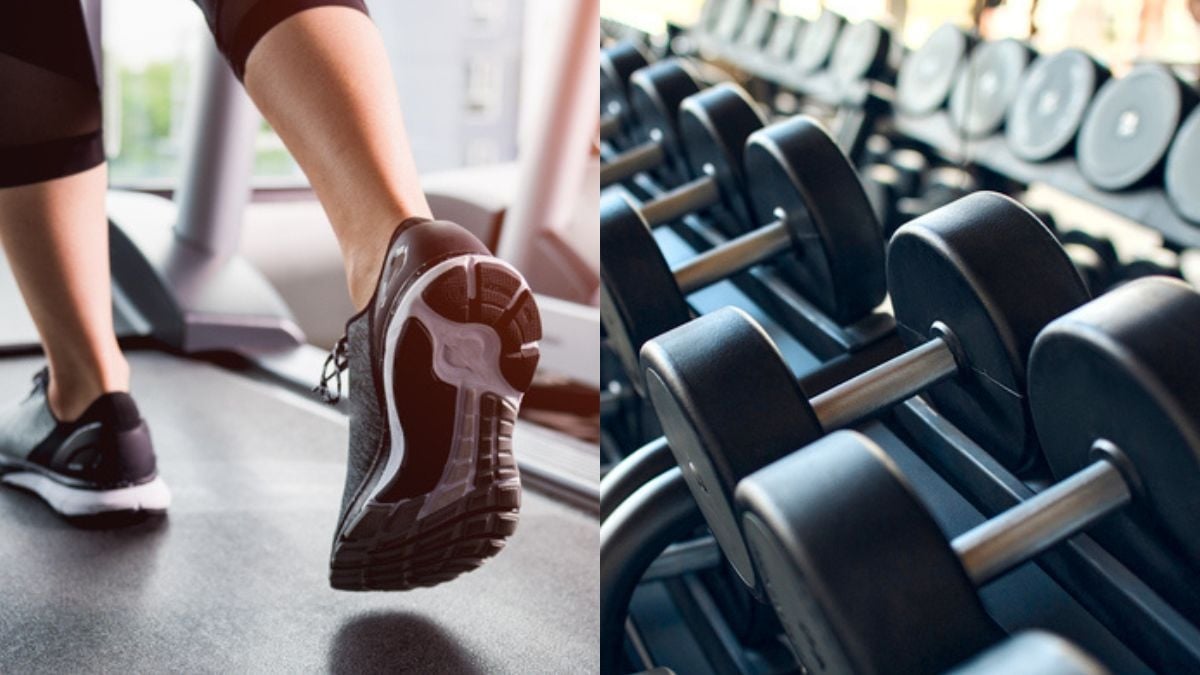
(0, 352, 598, 673)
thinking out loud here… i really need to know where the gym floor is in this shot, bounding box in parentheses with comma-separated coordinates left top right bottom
(0, 352, 599, 673)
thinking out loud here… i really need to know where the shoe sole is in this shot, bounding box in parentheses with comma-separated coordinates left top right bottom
(330, 254, 541, 590)
(0, 470, 170, 518)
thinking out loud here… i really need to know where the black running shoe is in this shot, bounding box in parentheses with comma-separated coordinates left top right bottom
(0, 369, 169, 518)
(321, 218, 541, 591)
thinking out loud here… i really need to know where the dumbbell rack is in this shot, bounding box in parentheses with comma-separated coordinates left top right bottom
(691, 21, 1200, 253)
(893, 111, 1200, 249)
(605, 163, 1200, 672)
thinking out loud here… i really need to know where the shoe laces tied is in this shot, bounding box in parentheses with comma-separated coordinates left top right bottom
(314, 335, 349, 404)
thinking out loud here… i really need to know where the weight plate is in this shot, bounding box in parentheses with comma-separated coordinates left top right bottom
(948, 39, 1033, 138)
(600, 42, 651, 117)
(887, 193, 1089, 470)
(642, 307, 823, 593)
(829, 20, 891, 84)
(887, 147, 929, 197)
(679, 83, 767, 235)
(737, 5, 777, 50)
(861, 133, 893, 166)
(698, 0, 725, 33)
(598, 194, 692, 395)
(1029, 277, 1200, 564)
(793, 11, 844, 75)
(765, 14, 805, 63)
(627, 60, 703, 180)
(1007, 49, 1106, 162)
(1077, 64, 1195, 190)
(1166, 105, 1200, 223)
(896, 23, 972, 116)
(713, 0, 750, 44)
(743, 116, 887, 324)
(737, 431, 1000, 674)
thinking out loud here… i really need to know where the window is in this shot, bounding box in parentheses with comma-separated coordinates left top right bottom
(102, 0, 304, 189)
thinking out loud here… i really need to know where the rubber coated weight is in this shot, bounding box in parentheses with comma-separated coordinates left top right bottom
(948, 39, 1033, 138)
(829, 20, 891, 85)
(887, 147, 928, 197)
(1077, 64, 1197, 190)
(599, 195, 693, 395)
(738, 282, 1200, 674)
(678, 84, 768, 234)
(736, 432, 1001, 674)
(602, 115, 874, 394)
(713, 0, 750, 44)
(1060, 229, 1119, 294)
(736, 4, 776, 50)
(743, 116, 887, 324)
(601, 42, 651, 117)
(793, 11, 844, 75)
(1029, 277, 1200, 563)
(1166, 106, 1200, 222)
(949, 632, 1110, 675)
(642, 194, 1082, 591)
(887, 192, 1090, 470)
(622, 60, 704, 182)
(643, 309, 822, 590)
(897, 23, 973, 115)
(1007, 49, 1107, 162)
(765, 14, 804, 63)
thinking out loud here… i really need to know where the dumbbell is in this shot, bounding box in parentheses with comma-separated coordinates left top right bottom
(640, 192, 1088, 592)
(604, 82, 764, 233)
(602, 113, 887, 394)
(737, 276, 1200, 674)
(600, 41, 652, 120)
(601, 60, 704, 188)
(886, 147, 929, 198)
(1059, 229, 1119, 294)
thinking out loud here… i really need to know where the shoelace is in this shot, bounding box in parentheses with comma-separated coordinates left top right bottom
(313, 335, 349, 404)
(31, 368, 49, 392)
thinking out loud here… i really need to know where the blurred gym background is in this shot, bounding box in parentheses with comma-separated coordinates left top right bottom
(602, 0, 1200, 288)
(100, 0, 598, 351)
(602, 0, 1200, 69)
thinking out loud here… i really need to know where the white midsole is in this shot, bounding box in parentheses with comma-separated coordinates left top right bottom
(378, 255, 527, 516)
(1, 471, 171, 516)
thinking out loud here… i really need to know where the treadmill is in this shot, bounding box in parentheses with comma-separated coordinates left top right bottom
(0, 3, 599, 671)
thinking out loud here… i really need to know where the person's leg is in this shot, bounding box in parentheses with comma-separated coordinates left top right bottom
(0, 4, 166, 518)
(0, 6, 127, 423)
(240, 7, 431, 309)
(0, 166, 129, 422)
(195, 1, 541, 589)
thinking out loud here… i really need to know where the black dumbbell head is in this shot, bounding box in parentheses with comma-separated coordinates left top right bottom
(601, 41, 651, 116)
(829, 19, 891, 84)
(743, 116, 887, 324)
(678, 83, 767, 234)
(1029, 277, 1200, 563)
(736, 430, 1001, 674)
(896, 23, 973, 115)
(1077, 64, 1197, 191)
(642, 307, 821, 591)
(887, 192, 1090, 470)
(1007, 49, 1107, 162)
(1166, 106, 1200, 223)
(627, 60, 703, 167)
(793, 10, 845, 75)
(948, 39, 1034, 138)
(599, 194, 692, 394)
